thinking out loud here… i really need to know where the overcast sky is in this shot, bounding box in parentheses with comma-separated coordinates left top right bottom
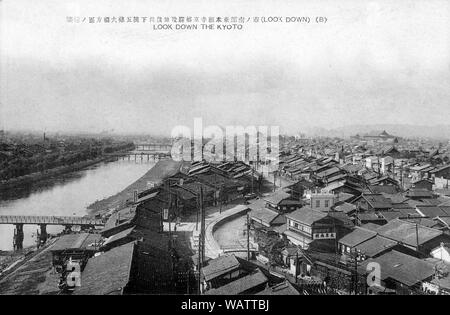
(1, 0, 449, 135)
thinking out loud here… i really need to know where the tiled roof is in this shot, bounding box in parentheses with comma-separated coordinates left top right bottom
(416, 206, 450, 218)
(202, 255, 241, 282)
(256, 280, 300, 295)
(339, 227, 377, 247)
(362, 194, 393, 209)
(250, 207, 281, 225)
(355, 235, 397, 257)
(334, 202, 356, 214)
(51, 233, 102, 252)
(205, 269, 268, 295)
(263, 191, 291, 205)
(286, 207, 328, 226)
(376, 219, 443, 247)
(74, 242, 135, 295)
(359, 250, 435, 287)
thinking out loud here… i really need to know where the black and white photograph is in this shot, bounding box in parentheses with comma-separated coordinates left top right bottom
(1, 0, 450, 302)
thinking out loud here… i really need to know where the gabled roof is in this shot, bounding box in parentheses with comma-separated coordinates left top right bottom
(74, 242, 135, 295)
(379, 211, 403, 221)
(369, 176, 399, 186)
(334, 202, 357, 214)
(381, 192, 409, 204)
(416, 206, 450, 218)
(360, 223, 382, 232)
(51, 233, 102, 252)
(204, 269, 268, 295)
(340, 164, 363, 174)
(357, 194, 393, 209)
(202, 255, 241, 282)
(430, 164, 450, 174)
(286, 179, 315, 191)
(250, 207, 282, 226)
(357, 212, 385, 222)
(256, 280, 300, 295)
(404, 217, 440, 228)
(411, 178, 434, 185)
(354, 235, 397, 257)
(410, 164, 432, 171)
(376, 219, 443, 247)
(368, 185, 399, 195)
(406, 188, 434, 198)
(435, 216, 450, 227)
(316, 166, 342, 179)
(336, 192, 355, 203)
(359, 250, 435, 287)
(285, 207, 328, 226)
(263, 191, 291, 205)
(102, 226, 135, 248)
(326, 173, 348, 183)
(339, 227, 377, 247)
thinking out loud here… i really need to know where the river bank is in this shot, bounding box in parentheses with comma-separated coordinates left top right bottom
(0, 156, 116, 191)
(87, 159, 188, 215)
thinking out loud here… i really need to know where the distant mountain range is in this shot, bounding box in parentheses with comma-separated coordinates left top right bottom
(303, 124, 450, 140)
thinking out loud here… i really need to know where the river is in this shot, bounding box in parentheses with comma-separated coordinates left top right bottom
(0, 158, 154, 250)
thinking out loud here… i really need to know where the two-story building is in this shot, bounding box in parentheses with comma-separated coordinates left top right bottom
(310, 191, 336, 211)
(283, 208, 337, 250)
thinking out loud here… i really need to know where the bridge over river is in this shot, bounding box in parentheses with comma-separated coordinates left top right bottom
(105, 142, 173, 161)
(0, 215, 104, 251)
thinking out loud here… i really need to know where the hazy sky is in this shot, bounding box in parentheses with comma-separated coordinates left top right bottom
(1, 0, 449, 135)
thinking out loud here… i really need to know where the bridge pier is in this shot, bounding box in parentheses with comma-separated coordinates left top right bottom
(63, 225, 72, 234)
(39, 224, 48, 246)
(13, 224, 24, 251)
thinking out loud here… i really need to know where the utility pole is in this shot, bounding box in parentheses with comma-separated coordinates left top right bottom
(219, 184, 224, 214)
(251, 168, 254, 194)
(353, 252, 358, 294)
(416, 223, 419, 253)
(400, 160, 404, 191)
(348, 249, 359, 295)
(273, 171, 277, 192)
(196, 187, 199, 231)
(197, 186, 205, 294)
(377, 156, 381, 176)
(247, 212, 250, 261)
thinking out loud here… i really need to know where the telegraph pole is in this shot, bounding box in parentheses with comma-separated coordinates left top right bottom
(197, 186, 205, 294)
(167, 181, 172, 249)
(196, 187, 199, 231)
(353, 252, 358, 294)
(400, 160, 404, 191)
(251, 168, 254, 194)
(416, 223, 419, 252)
(273, 171, 277, 192)
(247, 212, 250, 261)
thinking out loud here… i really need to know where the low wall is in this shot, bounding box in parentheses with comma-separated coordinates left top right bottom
(204, 205, 250, 258)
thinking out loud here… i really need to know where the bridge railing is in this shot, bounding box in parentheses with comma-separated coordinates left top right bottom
(0, 215, 103, 226)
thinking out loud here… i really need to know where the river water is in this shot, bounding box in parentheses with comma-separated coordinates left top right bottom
(0, 158, 154, 250)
